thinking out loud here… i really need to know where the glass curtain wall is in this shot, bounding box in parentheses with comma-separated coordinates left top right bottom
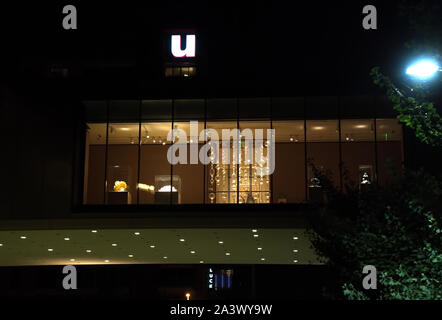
(83, 97, 404, 205)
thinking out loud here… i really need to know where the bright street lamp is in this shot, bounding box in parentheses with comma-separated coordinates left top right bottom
(405, 60, 441, 80)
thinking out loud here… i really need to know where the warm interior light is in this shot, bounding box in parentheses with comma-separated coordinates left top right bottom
(113, 180, 128, 192)
(185, 292, 191, 300)
(137, 183, 155, 193)
(354, 124, 367, 129)
(120, 128, 130, 131)
(158, 185, 177, 192)
(312, 126, 324, 130)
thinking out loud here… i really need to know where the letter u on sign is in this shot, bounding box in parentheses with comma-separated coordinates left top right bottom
(171, 35, 196, 58)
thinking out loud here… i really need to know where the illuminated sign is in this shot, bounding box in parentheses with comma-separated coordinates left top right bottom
(171, 34, 196, 58)
(208, 268, 214, 289)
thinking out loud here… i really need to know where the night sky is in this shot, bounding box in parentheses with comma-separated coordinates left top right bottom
(1, 1, 423, 95)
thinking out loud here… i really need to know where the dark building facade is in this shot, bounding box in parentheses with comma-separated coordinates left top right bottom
(1, 1, 440, 299)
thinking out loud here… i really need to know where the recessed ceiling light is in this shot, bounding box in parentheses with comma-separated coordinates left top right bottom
(257, 247, 262, 250)
(134, 232, 140, 235)
(163, 256, 168, 259)
(150, 245, 155, 248)
(261, 258, 265, 261)
(128, 254, 134, 258)
(104, 260, 110, 263)
(0, 244, 3, 247)
(293, 249, 298, 253)
(64, 237, 70, 241)
(218, 241, 224, 244)
(20, 236, 27, 239)
(253, 234, 259, 238)
(190, 250, 196, 254)
(48, 248, 53, 252)
(70, 259, 75, 262)
(293, 260, 298, 263)
(199, 261, 204, 264)
(91, 230, 97, 233)
(86, 249, 92, 253)
(225, 252, 231, 256)
(252, 229, 258, 233)
(293, 236, 298, 240)
(179, 238, 185, 242)
(112, 243, 117, 247)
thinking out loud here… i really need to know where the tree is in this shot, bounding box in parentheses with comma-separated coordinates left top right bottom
(307, 166, 442, 300)
(308, 1, 442, 298)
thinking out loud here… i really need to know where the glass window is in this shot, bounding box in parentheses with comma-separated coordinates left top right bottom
(239, 98, 271, 119)
(109, 100, 139, 121)
(174, 99, 205, 120)
(82, 97, 405, 207)
(84, 122, 107, 204)
(376, 119, 403, 185)
(305, 96, 339, 119)
(306, 120, 340, 201)
(272, 97, 304, 119)
(340, 96, 375, 119)
(273, 120, 306, 203)
(141, 99, 172, 121)
(171, 121, 205, 204)
(205, 121, 238, 204)
(341, 119, 376, 189)
(105, 123, 139, 205)
(207, 99, 237, 120)
(84, 100, 107, 123)
(139, 122, 173, 204)
(238, 121, 271, 204)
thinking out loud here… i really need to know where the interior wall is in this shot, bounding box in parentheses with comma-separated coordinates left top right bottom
(341, 142, 376, 186)
(307, 143, 340, 188)
(273, 143, 306, 202)
(86, 145, 106, 204)
(377, 141, 403, 185)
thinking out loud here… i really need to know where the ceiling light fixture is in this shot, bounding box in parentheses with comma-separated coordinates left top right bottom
(86, 250, 92, 253)
(293, 236, 298, 240)
(48, 248, 53, 252)
(112, 243, 117, 247)
(64, 237, 70, 241)
(190, 250, 196, 254)
(20, 236, 27, 239)
(91, 230, 97, 233)
(225, 252, 231, 256)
